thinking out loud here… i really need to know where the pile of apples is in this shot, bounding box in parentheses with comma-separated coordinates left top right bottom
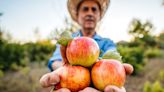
(54, 31, 126, 92)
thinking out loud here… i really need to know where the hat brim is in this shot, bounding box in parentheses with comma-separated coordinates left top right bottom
(67, 0, 110, 22)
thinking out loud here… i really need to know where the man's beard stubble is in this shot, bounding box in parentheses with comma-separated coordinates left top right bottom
(83, 27, 95, 34)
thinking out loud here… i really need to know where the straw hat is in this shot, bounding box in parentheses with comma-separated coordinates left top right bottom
(67, 0, 110, 21)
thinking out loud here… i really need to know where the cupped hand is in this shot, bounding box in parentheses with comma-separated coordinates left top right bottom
(52, 88, 71, 92)
(40, 72, 127, 92)
(79, 86, 126, 92)
(79, 87, 100, 92)
(40, 71, 60, 88)
(104, 85, 126, 92)
(123, 63, 134, 75)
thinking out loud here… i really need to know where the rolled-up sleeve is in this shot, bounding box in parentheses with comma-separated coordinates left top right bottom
(48, 44, 62, 71)
(100, 39, 117, 57)
(104, 39, 117, 52)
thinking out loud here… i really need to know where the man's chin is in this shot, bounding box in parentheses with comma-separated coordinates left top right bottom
(84, 26, 95, 29)
(83, 28, 95, 33)
(85, 27, 94, 30)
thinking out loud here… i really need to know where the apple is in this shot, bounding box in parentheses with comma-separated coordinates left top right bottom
(54, 65, 90, 92)
(66, 37, 100, 67)
(91, 59, 126, 91)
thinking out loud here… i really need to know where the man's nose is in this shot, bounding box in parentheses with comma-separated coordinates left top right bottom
(86, 9, 94, 16)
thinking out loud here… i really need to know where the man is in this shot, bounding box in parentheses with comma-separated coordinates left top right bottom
(40, 0, 133, 92)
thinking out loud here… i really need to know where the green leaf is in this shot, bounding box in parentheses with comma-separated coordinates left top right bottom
(102, 50, 122, 61)
(57, 30, 73, 46)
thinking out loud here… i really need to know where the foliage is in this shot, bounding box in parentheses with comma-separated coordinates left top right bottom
(143, 81, 164, 92)
(0, 70, 4, 78)
(116, 19, 163, 75)
(144, 48, 162, 58)
(0, 28, 5, 44)
(157, 31, 164, 49)
(22, 41, 55, 63)
(128, 19, 157, 48)
(128, 19, 153, 38)
(0, 43, 24, 71)
(117, 46, 145, 74)
(143, 81, 151, 92)
(143, 70, 164, 92)
(159, 70, 164, 82)
(0, 34, 55, 71)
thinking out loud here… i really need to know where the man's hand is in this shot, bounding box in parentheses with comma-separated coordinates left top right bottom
(78, 86, 126, 92)
(52, 86, 125, 92)
(40, 73, 127, 92)
(40, 62, 133, 92)
(40, 71, 60, 88)
(123, 63, 134, 75)
(53, 88, 71, 92)
(104, 86, 126, 92)
(79, 87, 100, 92)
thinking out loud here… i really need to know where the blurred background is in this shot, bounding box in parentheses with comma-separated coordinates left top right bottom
(0, 0, 164, 92)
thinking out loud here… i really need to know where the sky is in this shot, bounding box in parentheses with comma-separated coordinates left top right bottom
(0, 0, 164, 43)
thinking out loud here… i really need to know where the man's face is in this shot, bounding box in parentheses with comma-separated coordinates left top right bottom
(77, 0, 101, 30)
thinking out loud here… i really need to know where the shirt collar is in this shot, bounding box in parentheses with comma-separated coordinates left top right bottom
(74, 30, 102, 40)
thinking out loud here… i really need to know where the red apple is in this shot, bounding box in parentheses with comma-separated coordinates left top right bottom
(66, 37, 100, 67)
(91, 59, 126, 91)
(54, 65, 90, 92)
